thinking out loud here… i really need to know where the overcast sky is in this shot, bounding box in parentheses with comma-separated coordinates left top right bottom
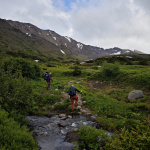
(0, 0, 150, 54)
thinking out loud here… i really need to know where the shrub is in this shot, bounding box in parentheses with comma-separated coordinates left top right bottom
(0, 71, 34, 114)
(101, 61, 120, 79)
(78, 125, 109, 149)
(105, 125, 150, 150)
(0, 107, 38, 150)
(2, 57, 41, 79)
(91, 65, 99, 70)
(138, 59, 148, 65)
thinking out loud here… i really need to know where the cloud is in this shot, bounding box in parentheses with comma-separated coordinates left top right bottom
(68, 0, 150, 53)
(0, 0, 150, 54)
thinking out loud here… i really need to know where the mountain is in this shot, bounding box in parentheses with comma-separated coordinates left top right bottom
(0, 18, 144, 60)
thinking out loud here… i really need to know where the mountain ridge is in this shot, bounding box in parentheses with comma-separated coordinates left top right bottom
(0, 18, 144, 60)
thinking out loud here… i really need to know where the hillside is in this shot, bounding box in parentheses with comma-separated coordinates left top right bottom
(0, 18, 143, 60)
(0, 54, 150, 149)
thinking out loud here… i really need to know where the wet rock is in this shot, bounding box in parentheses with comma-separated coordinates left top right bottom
(47, 123, 55, 130)
(67, 115, 72, 118)
(39, 132, 48, 135)
(59, 114, 67, 120)
(58, 121, 67, 127)
(73, 128, 78, 132)
(65, 130, 79, 143)
(26, 115, 110, 150)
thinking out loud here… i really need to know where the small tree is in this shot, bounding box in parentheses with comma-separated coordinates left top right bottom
(72, 65, 81, 76)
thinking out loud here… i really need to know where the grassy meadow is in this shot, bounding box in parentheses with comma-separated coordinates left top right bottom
(0, 54, 150, 149)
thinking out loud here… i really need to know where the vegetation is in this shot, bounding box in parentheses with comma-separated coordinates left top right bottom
(0, 53, 150, 149)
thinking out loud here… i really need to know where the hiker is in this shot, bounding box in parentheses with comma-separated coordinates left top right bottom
(68, 85, 82, 112)
(44, 72, 52, 90)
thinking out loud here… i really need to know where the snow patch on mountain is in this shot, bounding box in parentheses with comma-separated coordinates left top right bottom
(53, 37, 56, 40)
(26, 33, 31, 37)
(60, 49, 65, 55)
(65, 36, 71, 42)
(77, 43, 83, 49)
(110, 51, 121, 55)
(64, 43, 67, 47)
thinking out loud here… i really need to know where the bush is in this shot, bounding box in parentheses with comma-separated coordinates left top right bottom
(0, 107, 38, 150)
(78, 125, 109, 149)
(101, 61, 120, 79)
(2, 57, 41, 79)
(105, 125, 150, 150)
(91, 65, 99, 70)
(0, 71, 34, 114)
(138, 59, 148, 65)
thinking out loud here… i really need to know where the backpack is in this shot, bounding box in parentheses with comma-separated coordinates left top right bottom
(44, 72, 50, 82)
(68, 86, 76, 96)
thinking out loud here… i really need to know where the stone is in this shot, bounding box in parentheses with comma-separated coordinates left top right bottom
(82, 101, 86, 104)
(39, 132, 48, 135)
(77, 106, 81, 109)
(80, 109, 86, 113)
(58, 121, 66, 127)
(75, 82, 80, 84)
(128, 90, 144, 101)
(67, 115, 72, 118)
(59, 114, 66, 118)
(73, 128, 78, 131)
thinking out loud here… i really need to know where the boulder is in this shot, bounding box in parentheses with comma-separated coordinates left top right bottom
(128, 90, 144, 101)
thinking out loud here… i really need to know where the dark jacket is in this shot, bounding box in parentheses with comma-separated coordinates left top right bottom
(68, 86, 80, 96)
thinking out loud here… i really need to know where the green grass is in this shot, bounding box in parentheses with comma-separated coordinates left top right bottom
(1, 55, 150, 149)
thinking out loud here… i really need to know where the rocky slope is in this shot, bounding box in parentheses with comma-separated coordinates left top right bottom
(0, 18, 143, 60)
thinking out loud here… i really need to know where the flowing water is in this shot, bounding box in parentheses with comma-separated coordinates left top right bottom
(26, 115, 112, 150)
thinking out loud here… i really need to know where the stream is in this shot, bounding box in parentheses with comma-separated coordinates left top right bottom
(26, 114, 112, 150)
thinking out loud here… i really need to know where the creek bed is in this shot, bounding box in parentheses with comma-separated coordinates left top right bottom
(26, 115, 111, 150)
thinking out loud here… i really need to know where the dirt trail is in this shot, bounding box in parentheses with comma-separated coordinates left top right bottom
(51, 80, 91, 115)
(67, 80, 91, 115)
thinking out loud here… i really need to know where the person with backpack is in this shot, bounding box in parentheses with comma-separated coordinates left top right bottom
(44, 72, 52, 90)
(68, 85, 82, 112)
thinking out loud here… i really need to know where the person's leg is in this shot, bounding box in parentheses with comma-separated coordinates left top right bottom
(71, 98, 75, 111)
(74, 95, 78, 106)
(48, 82, 51, 90)
(46, 82, 50, 90)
